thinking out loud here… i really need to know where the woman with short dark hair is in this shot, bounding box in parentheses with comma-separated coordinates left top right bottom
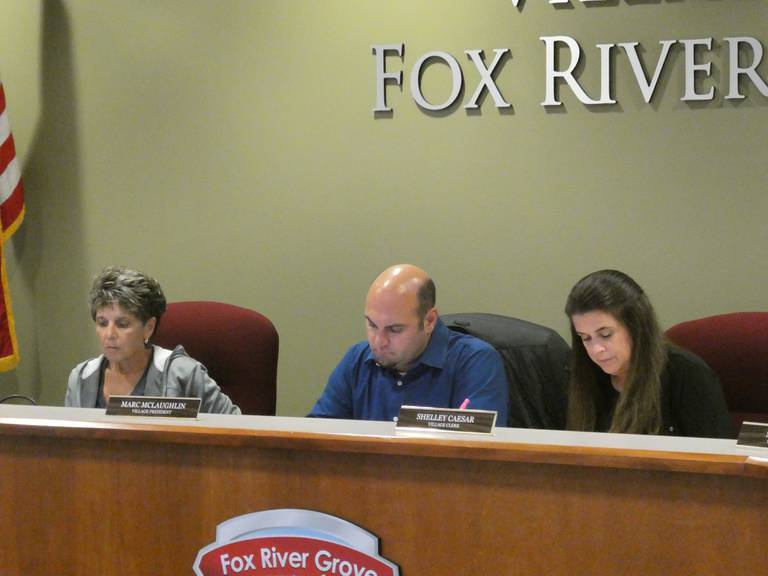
(66, 266, 240, 414)
(565, 269, 730, 437)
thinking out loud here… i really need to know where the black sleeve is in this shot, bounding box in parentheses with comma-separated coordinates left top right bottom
(664, 347, 733, 439)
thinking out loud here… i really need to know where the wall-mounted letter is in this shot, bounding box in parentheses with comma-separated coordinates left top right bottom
(724, 37, 768, 100)
(372, 44, 404, 112)
(681, 38, 714, 101)
(410, 51, 463, 111)
(464, 49, 511, 109)
(620, 40, 676, 104)
(541, 36, 615, 106)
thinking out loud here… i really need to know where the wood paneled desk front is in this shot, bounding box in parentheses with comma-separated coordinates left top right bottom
(0, 405, 766, 575)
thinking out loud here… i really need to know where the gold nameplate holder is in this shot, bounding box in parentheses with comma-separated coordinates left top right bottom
(737, 421, 768, 449)
(395, 405, 497, 436)
(106, 395, 201, 418)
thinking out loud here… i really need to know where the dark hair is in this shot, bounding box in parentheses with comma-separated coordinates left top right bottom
(416, 277, 436, 321)
(89, 266, 167, 341)
(564, 269, 665, 434)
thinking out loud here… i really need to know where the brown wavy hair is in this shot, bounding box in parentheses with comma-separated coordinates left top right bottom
(89, 266, 167, 343)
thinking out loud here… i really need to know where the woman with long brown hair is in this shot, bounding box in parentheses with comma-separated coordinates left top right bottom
(565, 269, 731, 437)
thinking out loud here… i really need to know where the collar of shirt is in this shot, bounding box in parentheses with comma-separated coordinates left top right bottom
(363, 317, 450, 371)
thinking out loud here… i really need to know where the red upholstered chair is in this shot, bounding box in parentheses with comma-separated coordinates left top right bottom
(152, 301, 278, 415)
(665, 312, 768, 434)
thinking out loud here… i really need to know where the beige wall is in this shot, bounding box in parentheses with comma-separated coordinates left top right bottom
(0, 0, 765, 415)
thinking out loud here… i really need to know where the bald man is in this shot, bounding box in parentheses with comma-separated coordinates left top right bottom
(309, 264, 509, 424)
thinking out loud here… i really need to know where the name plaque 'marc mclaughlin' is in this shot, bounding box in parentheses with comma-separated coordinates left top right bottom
(194, 509, 400, 576)
(106, 395, 201, 418)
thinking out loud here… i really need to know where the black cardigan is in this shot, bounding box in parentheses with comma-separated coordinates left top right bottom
(595, 346, 732, 438)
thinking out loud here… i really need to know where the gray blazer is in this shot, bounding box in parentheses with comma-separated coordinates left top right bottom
(65, 345, 241, 414)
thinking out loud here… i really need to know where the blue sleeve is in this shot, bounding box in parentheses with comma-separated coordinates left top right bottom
(308, 347, 356, 419)
(454, 344, 509, 427)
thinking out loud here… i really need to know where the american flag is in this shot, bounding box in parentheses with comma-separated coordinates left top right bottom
(0, 81, 25, 370)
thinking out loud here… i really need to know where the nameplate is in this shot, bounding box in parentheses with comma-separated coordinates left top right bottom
(396, 405, 497, 435)
(737, 421, 768, 449)
(106, 396, 201, 418)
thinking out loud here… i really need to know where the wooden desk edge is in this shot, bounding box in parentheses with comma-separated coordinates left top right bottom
(0, 416, 762, 479)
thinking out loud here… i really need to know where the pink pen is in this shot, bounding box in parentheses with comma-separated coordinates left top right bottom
(459, 398, 470, 410)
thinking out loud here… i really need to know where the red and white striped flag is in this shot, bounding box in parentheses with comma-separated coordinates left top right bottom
(0, 81, 26, 370)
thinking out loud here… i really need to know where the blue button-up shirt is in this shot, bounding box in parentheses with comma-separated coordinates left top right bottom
(309, 318, 509, 424)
